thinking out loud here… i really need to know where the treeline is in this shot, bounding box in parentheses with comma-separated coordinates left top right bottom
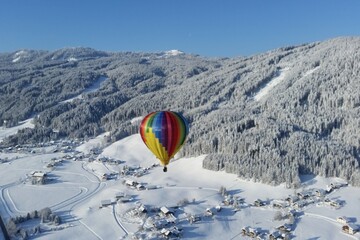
(6, 207, 61, 240)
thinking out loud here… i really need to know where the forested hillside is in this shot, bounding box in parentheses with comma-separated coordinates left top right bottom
(1, 37, 360, 187)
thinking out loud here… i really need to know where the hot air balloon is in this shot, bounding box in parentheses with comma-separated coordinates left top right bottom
(140, 111, 189, 172)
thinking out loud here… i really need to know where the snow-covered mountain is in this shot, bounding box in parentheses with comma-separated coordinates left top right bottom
(1, 37, 360, 187)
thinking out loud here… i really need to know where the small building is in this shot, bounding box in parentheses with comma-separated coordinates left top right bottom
(160, 206, 174, 216)
(337, 216, 349, 225)
(188, 215, 201, 223)
(138, 204, 147, 213)
(215, 205, 222, 212)
(100, 199, 112, 207)
(136, 184, 145, 191)
(315, 189, 326, 197)
(205, 208, 214, 216)
(146, 185, 158, 190)
(285, 195, 299, 204)
(241, 226, 250, 236)
(272, 200, 288, 209)
(160, 226, 182, 238)
(115, 192, 125, 199)
(342, 223, 359, 235)
(292, 200, 307, 209)
(277, 223, 292, 233)
(31, 171, 47, 185)
(223, 197, 234, 206)
(119, 196, 132, 203)
(254, 199, 265, 207)
(297, 191, 312, 199)
(269, 231, 288, 240)
(152, 219, 169, 229)
(248, 228, 259, 238)
(125, 179, 138, 187)
(160, 228, 171, 238)
(330, 200, 341, 209)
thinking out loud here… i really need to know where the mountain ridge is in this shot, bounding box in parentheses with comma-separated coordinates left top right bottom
(1, 36, 360, 187)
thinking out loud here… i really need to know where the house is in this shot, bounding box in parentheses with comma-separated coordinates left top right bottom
(285, 195, 299, 204)
(337, 216, 349, 225)
(160, 206, 174, 216)
(315, 189, 326, 197)
(215, 205, 222, 212)
(138, 204, 147, 213)
(146, 185, 158, 190)
(342, 223, 359, 235)
(277, 223, 292, 233)
(248, 228, 259, 238)
(30, 171, 47, 185)
(241, 226, 250, 236)
(160, 228, 171, 238)
(115, 192, 125, 199)
(330, 182, 345, 190)
(125, 179, 138, 187)
(292, 200, 307, 209)
(119, 196, 132, 203)
(136, 183, 145, 191)
(205, 208, 214, 216)
(188, 215, 201, 223)
(254, 199, 265, 207)
(223, 197, 234, 206)
(102, 173, 109, 181)
(100, 199, 112, 207)
(160, 226, 182, 238)
(269, 231, 288, 240)
(272, 200, 288, 209)
(153, 219, 169, 229)
(330, 200, 341, 209)
(297, 191, 312, 199)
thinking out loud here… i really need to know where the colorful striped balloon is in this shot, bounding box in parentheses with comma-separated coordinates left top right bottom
(140, 111, 189, 171)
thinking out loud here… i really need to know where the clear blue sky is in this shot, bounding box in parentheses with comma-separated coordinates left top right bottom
(1, 0, 360, 57)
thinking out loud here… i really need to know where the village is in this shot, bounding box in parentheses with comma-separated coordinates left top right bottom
(1, 137, 360, 240)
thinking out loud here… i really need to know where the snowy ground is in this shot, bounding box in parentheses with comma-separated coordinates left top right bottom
(61, 76, 108, 103)
(0, 118, 34, 143)
(1, 124, 360, 239)
(254, 67, 289, 101)
(253, 66, 320, 102)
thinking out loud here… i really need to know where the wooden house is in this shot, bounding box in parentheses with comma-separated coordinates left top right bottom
(254, 199, 265, 207)
(297, 191, 312, 200)
(285, 195, 299, 204)
(160, 206, 174, 216)
(31, 171, 47, 185)
(336, 216, 349, 225)
(100, 199, 112, 207)
(315, 189, 326, 197)
(115, 192, 125, 199)
(241, 226, 250, 236)
(342, 223, 359, 235)
(277, 223, 292, 233)
(272, 200, 288, 209)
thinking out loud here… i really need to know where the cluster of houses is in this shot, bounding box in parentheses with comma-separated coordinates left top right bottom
(121, 163, 159, 178)
(123, 178, 158, 191)
(241, 226, 290, 240)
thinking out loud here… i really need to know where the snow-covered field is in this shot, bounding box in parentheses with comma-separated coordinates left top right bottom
(0, 118, 34, 143)
(1, 124, 360, 239)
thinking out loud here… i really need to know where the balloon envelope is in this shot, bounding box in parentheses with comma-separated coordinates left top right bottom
(140, 111, 189, 167)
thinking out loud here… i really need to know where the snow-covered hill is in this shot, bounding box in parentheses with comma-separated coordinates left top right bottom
(1, 37, 360, 188)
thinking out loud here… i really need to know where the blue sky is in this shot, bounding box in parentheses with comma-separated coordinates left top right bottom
(1, 0, 360, 57)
